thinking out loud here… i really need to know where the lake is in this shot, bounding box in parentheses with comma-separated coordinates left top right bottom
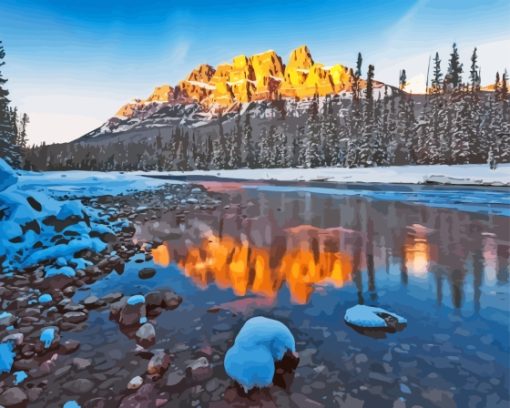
(68, 180, 509, 407)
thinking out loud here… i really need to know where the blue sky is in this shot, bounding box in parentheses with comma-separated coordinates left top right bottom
(1, 0, 509, 144)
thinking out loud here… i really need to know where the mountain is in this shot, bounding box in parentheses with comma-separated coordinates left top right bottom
(76, 45, 381, 142)
(116, 45, 353, 115)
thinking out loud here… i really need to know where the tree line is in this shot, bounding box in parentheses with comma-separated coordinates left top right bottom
(9, 42, 510, 171)
(0, 41, 30, 168)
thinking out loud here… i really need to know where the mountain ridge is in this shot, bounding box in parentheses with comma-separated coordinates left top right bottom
(114, 45, 356, 119)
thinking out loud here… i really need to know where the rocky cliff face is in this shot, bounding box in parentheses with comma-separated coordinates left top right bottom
(115, 45, 353, 118)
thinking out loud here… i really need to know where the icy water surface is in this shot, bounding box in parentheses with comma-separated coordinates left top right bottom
(75, 181, 509, 407)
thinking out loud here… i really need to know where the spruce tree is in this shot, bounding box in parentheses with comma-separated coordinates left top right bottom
(399, 69, 407, 91)
(303, 95, 322, 168)
(0, 41, 22, 167)
(469, 48, 480, 92)
(445, 43, 463, 91)
(242, 113, 256, 168)
(431, 52, 443, 94)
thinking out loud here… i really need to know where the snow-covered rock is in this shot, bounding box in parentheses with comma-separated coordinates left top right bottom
(0, 342, 16, 374)
(344, 305, 407, 330)
(224, 316, 296, 391)
(39, 326, 60, 349)
(0, 158, 115, 274)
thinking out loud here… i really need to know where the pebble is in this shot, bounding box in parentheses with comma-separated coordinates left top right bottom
(0, 387, 29, 407)
(63, 311, 88, 323)
(127, 375, 143, 390)
(355, 353, 368, 364)
(147, 350, 171, 375)
(135, 323, 156, 348)
(138, 268, 156, 279)
(72, 357, 92, 370)
(165, 370, 186, 390)
(62, 378, 95, 394)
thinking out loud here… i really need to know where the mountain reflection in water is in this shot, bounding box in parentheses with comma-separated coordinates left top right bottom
(144, 184, 509, 315)
(152, 224, 354, 304)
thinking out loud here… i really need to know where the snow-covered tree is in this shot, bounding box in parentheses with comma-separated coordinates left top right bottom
(0, 41, 22, 167)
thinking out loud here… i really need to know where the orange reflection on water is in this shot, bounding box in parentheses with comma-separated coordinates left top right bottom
(404, 225, 431, 277)
(152, 225, 353, 304)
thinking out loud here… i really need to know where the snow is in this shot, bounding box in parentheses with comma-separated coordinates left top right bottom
(16, 168, 179, 198)
(40, 327, 56, 348)
(0, 342, 15, 374)
(63, 401, 81, 408)
(344, 305, 407, 329)
(186, 80, 215, 90)
(0, 312, 13, 325)
(38, 294, 53, 304)
(159, 163, 510, 186)
(127, 295, 145, 305)
(0, 159, 17, 192)
(44, 266, 77, 278)
(224, 316, 296, 391)
(13, 370, 28, 385)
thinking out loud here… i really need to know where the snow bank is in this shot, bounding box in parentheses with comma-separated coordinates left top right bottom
(0, 158, 118, 273)
(0, 159, 17, 192)
(16, 168, 181, 198)
(344, 305, 407, 329)
(160, 163, 510, 186)
(224, 316, 296, 391)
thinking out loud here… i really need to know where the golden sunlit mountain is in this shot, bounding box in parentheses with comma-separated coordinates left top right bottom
(116, 45, 354, 118)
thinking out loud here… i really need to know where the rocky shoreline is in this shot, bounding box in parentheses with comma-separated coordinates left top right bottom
(0, 183, 242, 407)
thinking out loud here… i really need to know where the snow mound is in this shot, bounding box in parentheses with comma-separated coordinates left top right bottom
(0, 158, 116, 273)
(344, 305, 407, 329)
(224, 316, 296, 391)
(0, 159, 17, 192)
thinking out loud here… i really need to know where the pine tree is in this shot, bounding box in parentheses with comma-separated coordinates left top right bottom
(321, 99, 341, 166)
(242, 113, 256, 168)
(430, 52, 443, 94)
(445, 43, 463, 91)
(0, 41, 22, 167)
(358, 64, 379, 166)
(469, 48, 480, 93)
(303, 95, 322, 168)
(501, 70, 508, 116)
(399, 69, 407, 91)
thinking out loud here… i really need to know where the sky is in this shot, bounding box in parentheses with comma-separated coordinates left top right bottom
(1, 0, 509, 145)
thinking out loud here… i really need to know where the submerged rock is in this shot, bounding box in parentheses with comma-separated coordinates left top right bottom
(135, 323, 156, 348)
(62, 378, 95, 394)
(138, 268, 156, 279)
(187, 357, 213, 383)
(147, 350, 171, 376)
